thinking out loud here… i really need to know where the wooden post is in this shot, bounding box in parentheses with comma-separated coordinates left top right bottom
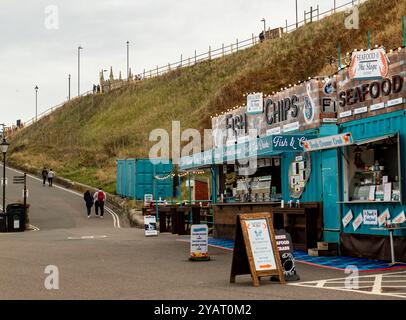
(317, 5, 320, 21)
(236, 39, 239, 52)
(194, 50, 197, 64)
(180, 54, 183, 67)
(310, 6, 313, 23)
(334, 0, 336, 13)
(222, 43, 225, 56)
(231, 44, 233, 53)
(143, 69, 145, 78)
(156, 65, 158, 76)
(168, 63, 171, 71)
(304, 10, 306, 24)
(23, 173, 27, 227)
(209, 46, 211, 60)
(285, 19, 288, 33)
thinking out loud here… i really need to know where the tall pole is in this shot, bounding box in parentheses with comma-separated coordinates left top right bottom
(126, 41, 130, 80)
(78, 46, 83, 96)
(2, 152, 5, 213)
(295, 0, 298, 29)
(35, 85, 38, 122)
(367, 30, 371, 49)
(68, 74, 71, 100)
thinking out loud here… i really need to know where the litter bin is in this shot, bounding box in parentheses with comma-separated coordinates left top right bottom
(6, 203, 26, 232)
(0, 214, 7, 232)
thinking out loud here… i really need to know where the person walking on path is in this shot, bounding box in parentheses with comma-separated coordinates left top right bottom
(47, 169, 55, 187)
(93, 188, 106, 218)
(41, 167, 48, 186)
(83, 190, 94, 218)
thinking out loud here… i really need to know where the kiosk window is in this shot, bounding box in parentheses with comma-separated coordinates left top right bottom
(343, 134, 401, 202)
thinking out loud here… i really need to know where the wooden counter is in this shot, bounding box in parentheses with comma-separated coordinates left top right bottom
(213, 202, 323, 251)
(213, 202, 281, 239)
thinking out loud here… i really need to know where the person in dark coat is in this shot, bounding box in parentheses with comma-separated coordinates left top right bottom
(83, 190, 94, 218)
(41, 167, 48, 186)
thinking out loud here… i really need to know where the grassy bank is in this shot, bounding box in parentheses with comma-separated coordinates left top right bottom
(8, 0, 406, 193)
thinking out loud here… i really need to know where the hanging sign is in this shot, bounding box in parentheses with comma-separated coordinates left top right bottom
(144, 215, 158, 236)
(378, 208, 391, 226)
(230, 213, 285, 287)
(190, 224, 210, 261)
(247, 93, 264, 114)
(342, 209, 353, 227)
(363, 209, 378, 225)
(349, 48, 389, 80)
(352, 213, 363, 231)
(392, 211, 406, 224)
(302, 133, 353, 152)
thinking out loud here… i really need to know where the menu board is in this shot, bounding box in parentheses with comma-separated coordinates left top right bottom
(230, 213, 285, 287)
(245, 219, 277, 271)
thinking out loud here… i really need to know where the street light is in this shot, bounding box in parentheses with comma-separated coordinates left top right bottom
(295, 0, 298, 29)
(34, 85, 39, 122)
(1, 137, 9, 213)
(261, 18, 266, 40)
(68, 74, 71, 100)
(78, 46, 83, 96)
(126, 41, 130, 80)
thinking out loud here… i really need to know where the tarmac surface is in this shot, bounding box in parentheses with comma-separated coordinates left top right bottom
(0, 165, 402, 300)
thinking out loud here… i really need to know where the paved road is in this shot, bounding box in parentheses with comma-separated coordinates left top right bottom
(0, 165, 402, 299)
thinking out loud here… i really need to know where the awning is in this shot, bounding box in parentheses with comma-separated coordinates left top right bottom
(354, 133, 398, 146)
(180, 134, 315, 170)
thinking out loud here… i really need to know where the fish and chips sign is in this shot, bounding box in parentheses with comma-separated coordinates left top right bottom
(349, 48, 389, 80)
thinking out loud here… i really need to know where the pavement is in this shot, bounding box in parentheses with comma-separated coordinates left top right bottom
(0, 165, 403, 300)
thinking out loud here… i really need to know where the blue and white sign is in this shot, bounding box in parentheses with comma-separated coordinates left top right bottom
(363, 209, 378, 225)
(302, 133, 354, 152)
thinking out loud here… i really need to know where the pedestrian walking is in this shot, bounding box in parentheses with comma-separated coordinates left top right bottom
(41, 167, 48, 186)
(83, 190, 94, 218)
(47, 169, 55, 187)
(93, 188, 106, 218)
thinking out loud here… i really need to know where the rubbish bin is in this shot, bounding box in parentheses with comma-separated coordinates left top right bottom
(6, 203, 26, 232)
(0, 214, 7, 232)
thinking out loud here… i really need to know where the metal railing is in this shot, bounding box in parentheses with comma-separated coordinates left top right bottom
(23, 89, 93, 128)
(19, 0, 365, 130)
(136, 0, 366, 80)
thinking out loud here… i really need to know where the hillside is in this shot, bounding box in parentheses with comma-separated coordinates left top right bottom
(8, 0, 406, 193)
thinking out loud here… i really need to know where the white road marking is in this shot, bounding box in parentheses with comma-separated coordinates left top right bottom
(67, 235, 107, 240)
(2, 165, 121, 228)
(290, 270, 406, 299)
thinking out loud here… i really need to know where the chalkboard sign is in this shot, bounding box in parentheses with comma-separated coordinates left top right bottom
(230, 213, 285, 286)
(273, 230, 300, 281)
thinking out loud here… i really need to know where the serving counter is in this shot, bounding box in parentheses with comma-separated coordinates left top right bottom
(213, 202, 323, 250)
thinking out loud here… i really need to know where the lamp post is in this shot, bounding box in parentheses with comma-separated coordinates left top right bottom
(68, 74, 71, 100)
(78, 46, 83, 96)
(126, 41, 130, 80)
(1, 137, 9, 213)
(261, 18, 266, 40)
(34, 85, 39, 122)
(295, 0, 298, 29)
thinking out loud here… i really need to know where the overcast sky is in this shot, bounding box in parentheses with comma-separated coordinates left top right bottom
(0, 0, 350, 126)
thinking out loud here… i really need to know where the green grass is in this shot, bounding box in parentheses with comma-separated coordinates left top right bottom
(8, 0, 406, 193)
